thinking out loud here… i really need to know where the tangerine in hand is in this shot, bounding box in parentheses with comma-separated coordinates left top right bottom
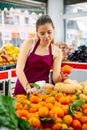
(62, 65, 72, 74)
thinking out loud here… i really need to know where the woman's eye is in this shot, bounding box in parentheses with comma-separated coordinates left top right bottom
(40, 33, 44, 35)
(48, 31, 52, 34)
(40, 31, 51, 35)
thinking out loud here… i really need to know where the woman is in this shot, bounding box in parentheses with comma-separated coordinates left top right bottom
(14, 15, 68, 95)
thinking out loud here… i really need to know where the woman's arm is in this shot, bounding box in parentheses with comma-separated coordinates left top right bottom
(52, 45, 70, 83)
(52, 45, 63, 83)
(16, 39, 34, 91)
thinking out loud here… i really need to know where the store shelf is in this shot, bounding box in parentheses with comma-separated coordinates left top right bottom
(62, 61, 87, 82)
(50, 61, 87, 82)
(50, 61, 87, 71)
(62, 61, 87, 70)
(0, 71, 8, 80)
(0, 69, 16, 95)
(11, 69, 16, 77)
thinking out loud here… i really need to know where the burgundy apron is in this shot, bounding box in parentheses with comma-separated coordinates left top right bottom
(14, 40, 53, 95)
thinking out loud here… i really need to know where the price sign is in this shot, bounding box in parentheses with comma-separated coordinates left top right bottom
(2, 30, 11, 40)
(20, 32, 28, 40)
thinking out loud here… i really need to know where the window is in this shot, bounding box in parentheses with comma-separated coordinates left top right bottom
(0, 2, 45, 47)
(24, 17, 29, 25)
(64, 2, 87, 46)
(14, 15, 19, 25)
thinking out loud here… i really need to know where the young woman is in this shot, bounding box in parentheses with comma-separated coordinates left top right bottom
(14, 15, 69, 95)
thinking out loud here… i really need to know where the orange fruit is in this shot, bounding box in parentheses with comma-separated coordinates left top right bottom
(56, 117, 62, 123)
(80, 116, 87, 124)
(38, 106, 49, 117)
(73, 111, 82, 120)
(27, 113, 35, 119)
(30, 95, 39, 103)
(72, 119, 81, 129)
(49, 107, 64, 118)
(29, 104, 38, 113)
(63, 115, 73, 125)
(83, 109, 87, 115)
(82, 104, 87, 110)
(43, 128, 51, 130)
(40, 101, 46, 106)
(55, 93, 63, 101)
(56, 107, 64, 118)
(82, 123, 87, 130)
(20, 109, 29, 119)
(23, 104, 29, 110)
(15, 94, 27, 102)
(46, 103, 53, 110)
(16, 109, 29, 119)
(61, 105, 68, 115)
(49, 108, 57, 119)
(35, 103, 42, 110)
(60, 123, 68, 129)
(16, 109, 22, 117)
(59, 96, 70, 104)
(62, 65, 72, 74)
(41, 94, 49, 101)
(29, 116, 41, 128)
(54, 101, 61, 107)
(46, 96, 55, 104)
(71, 95, 77, 101)
(15, 102, 23, 110)
(52, 123, 61, 130)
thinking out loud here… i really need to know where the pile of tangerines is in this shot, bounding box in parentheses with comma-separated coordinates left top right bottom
(14, 91, 87, 130)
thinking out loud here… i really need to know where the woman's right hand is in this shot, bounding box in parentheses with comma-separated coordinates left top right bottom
(27, 87, 38, 95)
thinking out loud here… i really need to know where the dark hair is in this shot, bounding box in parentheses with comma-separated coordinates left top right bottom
(36, 15, 54, 32)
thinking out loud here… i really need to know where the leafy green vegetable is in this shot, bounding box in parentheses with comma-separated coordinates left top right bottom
(40, 117, 55, 123)
(18, 117, 33, 130)
(68, 105, 75, 116)
(0, 95, 18, 130)
(0, 95, 35, 130)
(73, 100, 86, 106)
(68, 99, 86, 116)
(30, 83, 40, 89)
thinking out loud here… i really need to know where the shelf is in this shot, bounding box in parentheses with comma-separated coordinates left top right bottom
(11, 69, 16, 77)
(0, 71, 9, 81)
(62, 62, 87, 70)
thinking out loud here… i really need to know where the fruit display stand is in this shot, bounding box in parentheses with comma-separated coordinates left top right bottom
(0, 61, 87, 95)
(1, 79, 87, 130)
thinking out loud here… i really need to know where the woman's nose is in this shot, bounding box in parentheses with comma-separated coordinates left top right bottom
(44, 33, 48, 38)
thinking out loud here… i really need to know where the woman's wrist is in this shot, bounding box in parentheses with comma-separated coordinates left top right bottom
(58, 73, 64, 82)
(26, 82, 31, 92)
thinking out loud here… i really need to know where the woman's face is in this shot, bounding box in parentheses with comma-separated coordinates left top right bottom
(37, 23, 54, 44)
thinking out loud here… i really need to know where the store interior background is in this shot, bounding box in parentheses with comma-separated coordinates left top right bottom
(0, 0, 87, 47)
(0, 0, 87, 89)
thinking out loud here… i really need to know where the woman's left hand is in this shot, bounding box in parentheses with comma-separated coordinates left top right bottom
(60, 71, 70, 81)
